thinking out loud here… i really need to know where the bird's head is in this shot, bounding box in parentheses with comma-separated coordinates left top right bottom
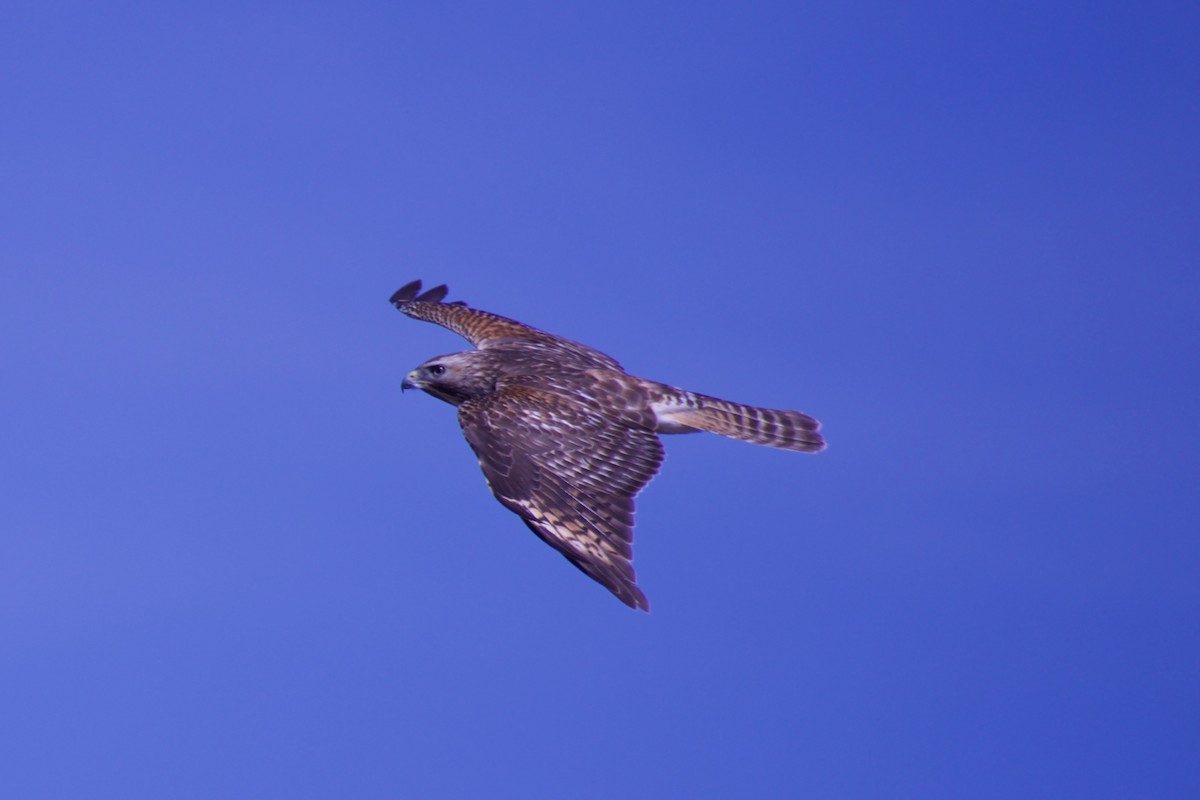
(402, 351, 496, 406)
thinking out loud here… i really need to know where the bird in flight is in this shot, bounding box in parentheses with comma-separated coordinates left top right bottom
(392, 280, 825, 611)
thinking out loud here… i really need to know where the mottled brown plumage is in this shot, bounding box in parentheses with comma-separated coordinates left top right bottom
(392, 280, 825, 610)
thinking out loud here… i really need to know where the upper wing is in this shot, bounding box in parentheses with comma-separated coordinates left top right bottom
(457, 384, 664, 611)
(390, 280, 621, 370)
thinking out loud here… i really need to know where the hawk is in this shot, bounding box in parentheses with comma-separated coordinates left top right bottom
(392, 280, 825, 611)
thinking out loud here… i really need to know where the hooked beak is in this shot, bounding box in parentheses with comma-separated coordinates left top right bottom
(401, 370, 420, 392)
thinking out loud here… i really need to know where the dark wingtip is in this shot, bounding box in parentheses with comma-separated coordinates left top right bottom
(390, 281, 451, 309)
(389, 280, 423, 307)
(620, 585, 651, 612)
(416, 284, 449, 304)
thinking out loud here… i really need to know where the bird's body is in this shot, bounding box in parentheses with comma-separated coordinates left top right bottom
(392, 280, 824, 610)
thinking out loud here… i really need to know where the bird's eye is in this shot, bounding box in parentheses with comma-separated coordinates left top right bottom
(427, 364, 446, 377)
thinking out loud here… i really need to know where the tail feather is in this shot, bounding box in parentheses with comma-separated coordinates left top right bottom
(653, 391, 826, 453)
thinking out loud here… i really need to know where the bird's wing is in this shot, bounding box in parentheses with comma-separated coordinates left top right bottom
(390, 280, 621, 370)
(457, 384, 664, 611)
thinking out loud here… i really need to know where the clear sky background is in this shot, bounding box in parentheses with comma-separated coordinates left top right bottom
(2, 2, 1197, 798)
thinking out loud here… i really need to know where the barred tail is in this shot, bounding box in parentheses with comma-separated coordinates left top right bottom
(652, 391, 826, 453)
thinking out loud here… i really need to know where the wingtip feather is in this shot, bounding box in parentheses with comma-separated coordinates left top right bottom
(611, 583, 651, 612)
(390, 280, 451, 309)
(389, 280, 423, 307)
(416, 284, 449, 304)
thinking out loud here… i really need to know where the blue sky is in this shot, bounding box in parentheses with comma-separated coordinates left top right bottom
(2, 2, 1197, 797)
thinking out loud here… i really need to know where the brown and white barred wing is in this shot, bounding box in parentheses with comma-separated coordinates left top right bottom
(648, 385, 826, 453)
(457, 385, 664, 611)
(390, 280, 622, 370)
